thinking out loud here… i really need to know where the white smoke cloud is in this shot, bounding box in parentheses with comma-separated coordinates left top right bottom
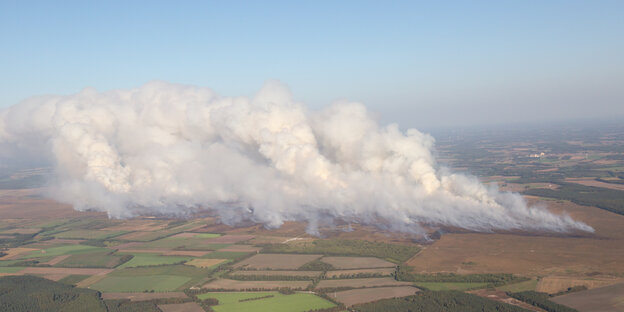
(0, 81, 593, 235)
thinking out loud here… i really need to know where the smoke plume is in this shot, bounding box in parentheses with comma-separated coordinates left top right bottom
(0, 81, 593, 235)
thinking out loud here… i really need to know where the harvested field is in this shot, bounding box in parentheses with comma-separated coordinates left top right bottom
(316, 277, 412, 289)
(326, 268, 395, 278)
(162, 250, 210, 257)
(0, 228, 41, 234)
(19, 267, 113, 275)
(321, 256, 395, 269)
(102, 292, 188, 301)
(407, 200, 624, 276)
(0, 247, 38, 260)
(203, 278, 311, 290)
(41, 255, 70, 266)
(536, 276, 622, 294)
(185, 258, 226, 268)
(203, 234, 255, 244)
(333, 286, 420, 306)
(234, 254, 321, 270)
(552, 282, 624, 312)
(230, 270, 322, 278)
(90, 275, 192, 292)
(219, 245, 261, 253)
(565, 177, 624, 191)
(158, 302, 204, 312)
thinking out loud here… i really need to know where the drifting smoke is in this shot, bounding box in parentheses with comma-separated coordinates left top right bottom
(0, 81, 593, 235)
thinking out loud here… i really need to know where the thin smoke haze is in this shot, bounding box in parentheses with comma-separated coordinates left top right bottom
(0, 81, 593, 235)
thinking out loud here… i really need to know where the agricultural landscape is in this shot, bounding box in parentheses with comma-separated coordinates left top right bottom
(1, 123, 623, 311)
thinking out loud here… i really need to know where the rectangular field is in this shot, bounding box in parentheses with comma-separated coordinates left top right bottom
(185, 258, 227, 268)
(55, 251, 124, 268)
(197, 292, 335, 312)
(552, 282, 624, 312)
(202, 278, 311, 290)
(234, 254, 321, 270)
(321, 256, 395, 269)
(101, 292, 188, 301)
(326, 267, 395, 278)
(159, 302, 204, 312)
(333, 286, 420, 306)
(316, 277, 412, 289)
(54, 229, 126, 240)
(229, 270, 322, 278)
(414, 282, 489, 291)
(90, 275, 191, 292)
(116, 253, 192, 269)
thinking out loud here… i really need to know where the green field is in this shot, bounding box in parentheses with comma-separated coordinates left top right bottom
(56, 251, 125, 268)
(110, 264, 212, 289)
(496, 279, 538, 292)
(0, 267, 24, 273)
(414, 282, 488, 291)
(138, 236, 230, 250)
(55, 229, 127, 240)
(197, 292, 336, 312)
(21, 245, 106, 259)
(116, 253, 191, 269)
(89, 275, 191, 292)
(58, 274, 90, 285)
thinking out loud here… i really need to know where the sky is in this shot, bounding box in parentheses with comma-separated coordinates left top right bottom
(1, 0, 623, 129)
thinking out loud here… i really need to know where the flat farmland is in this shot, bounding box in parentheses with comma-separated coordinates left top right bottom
(321, 256, 395, 269)
(101, 292, 188, 301)
(316, 277, 412, 289)
(333, 286, 420, 306)
(90, 275, 191, 292)
(552, 282, 624, 312)
(202, 278, 311, 290)
(184, 258, 227, 268)
(158, 302, 204, 312)
(230, 270, 322, 278)
(116, 253, 192, 269)
(414, 282, 488, 291)
(197, 292, 335, 312)
(234, 254, 321, 270)
(54, 229, 126, 240)
(202, 234, 255, 244)
(326, 267, 395, 278)
(407, 200, 624, 276)
(219, 245, 261, 252)
(55, 251, 124, 268)
(536, 276, 623, 294)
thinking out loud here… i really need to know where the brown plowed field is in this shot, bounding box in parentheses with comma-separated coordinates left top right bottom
(229, 270, 321, 277)
(552, 282, 624, 312)
(219, 245, 261, 252)
(333, 286, 420, 306)
(321, 256, 395, 269)
(407, 200, 624, 276)
(158, 302, 204, 312)
(234, 254, 322, 270)
(316, 277, 412, 289)
(202, 278, 311, 290)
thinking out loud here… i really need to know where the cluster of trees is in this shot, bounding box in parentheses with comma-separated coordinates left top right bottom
(394, 265, 527, 287)
(0, 275, 106, 312)
(262, 239, 420, 263)
(524, 182, 624, 215)
(352, 291, 529, 312)
(507, 291, 578, 312)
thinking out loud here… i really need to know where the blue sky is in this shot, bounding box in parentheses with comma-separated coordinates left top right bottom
(1, 0, 623, 128)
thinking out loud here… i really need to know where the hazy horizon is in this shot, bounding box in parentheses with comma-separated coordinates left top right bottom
(2, 1, 623, 129)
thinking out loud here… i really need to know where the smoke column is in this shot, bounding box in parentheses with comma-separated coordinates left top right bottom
(0, 81, 593, 235)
